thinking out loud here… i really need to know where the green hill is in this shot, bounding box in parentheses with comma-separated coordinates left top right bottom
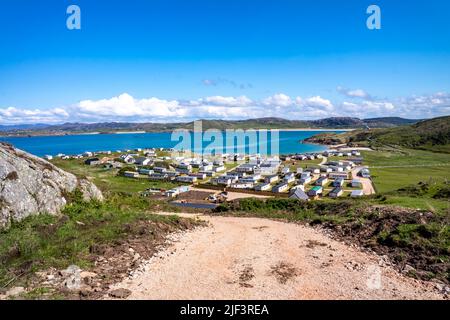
(306, 116, 450, 152)
(0, 117, 420, 137)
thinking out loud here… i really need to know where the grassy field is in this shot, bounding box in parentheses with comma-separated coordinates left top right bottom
(361, 149, 449, 213)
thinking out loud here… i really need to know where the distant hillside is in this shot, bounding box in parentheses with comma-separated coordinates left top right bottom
(364, 117, 421, 128)
(305, 116, 450, 152)
(0, 124, 50, 131)
(0, 117, 420, 136)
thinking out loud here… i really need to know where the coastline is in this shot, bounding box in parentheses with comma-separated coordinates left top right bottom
(0, 128, 352, 138)
(277, 128, 355, 132)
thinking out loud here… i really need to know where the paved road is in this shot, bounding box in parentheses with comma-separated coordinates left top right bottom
(108, 214, 441, 300)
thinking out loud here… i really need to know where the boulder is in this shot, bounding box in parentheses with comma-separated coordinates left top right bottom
(0, 143, 103, 228)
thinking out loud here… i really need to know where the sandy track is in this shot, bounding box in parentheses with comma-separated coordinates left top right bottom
(352, 167, 376, 195)
(109, 214, 442, 300)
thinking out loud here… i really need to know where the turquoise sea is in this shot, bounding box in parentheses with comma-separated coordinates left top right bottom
(0, 130, 342, 157)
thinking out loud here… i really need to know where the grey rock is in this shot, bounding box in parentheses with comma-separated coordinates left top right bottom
(5, 286, 25, 297)
(62, 265, 82, 290)
(109, 288, 132, 299)
(0, 143, 103, 229)
(403, 264, 415, 273)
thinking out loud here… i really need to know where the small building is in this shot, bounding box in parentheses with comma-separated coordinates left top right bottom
(257, 163, 279, 176)
(200, 164, 213, 171)
(291, 184, 305, 191)
(144, 150, 157, 157)
(199, 170, 215, 177)
(315, 176, 329, 186)
(121, 154, 135, 164)
(328, 172, 349, 179)
(166, 171, 179, 177)
(300, 172, 311, 179)
(333, 177, 345, 187)
(217, 177, 232, 186)
(123, 171, 139, 178)
(175, 167, 192, 174)
(83, 151, 93, 157)
(84, 158, 100, 166)
(360, 168, 371, 178)
(308, 186, 323, 197)
(296, 167, 303, 174)
(283, 173, 296, 184)
(236, 164, 257, 173)
(213, 165, 226, 172)
(289, 188, 309, 201)
(43, 155, 53, 160)
(165, 185, 190, 197)
(134, 157, 152, 166)
(329, 187, 344, 198)
(153, 167, 167, 173)
(351, 190, 364, 198)
(272, 182, 289, 193)
(265, 175, 279, 184)
(231, 183, 254, 189)
(191, 172, 207, 180)
(138, 168, 154, 175)
(351, 179, 362, 188)
(255, 183, 272, 191)
(299, 176, 312, 185)
(176, 176, 197, 183)
(149, 173, 168, 180)
(178, 163, 192, 170)
(239, 176, 259, 184)
(348, 158, 363, 165)
(281, 167, 290, 174)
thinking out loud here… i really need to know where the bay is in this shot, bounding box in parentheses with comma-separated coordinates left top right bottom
(0, 130, 342, 157)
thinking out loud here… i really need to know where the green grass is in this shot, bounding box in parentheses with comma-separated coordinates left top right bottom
(0, 191, 189, 289)
(360, 149, 450, 213)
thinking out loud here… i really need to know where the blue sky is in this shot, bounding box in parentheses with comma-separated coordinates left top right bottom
(0, 0, 449, 123)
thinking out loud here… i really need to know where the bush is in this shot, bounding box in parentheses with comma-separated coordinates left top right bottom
(117, 166, 136, 176)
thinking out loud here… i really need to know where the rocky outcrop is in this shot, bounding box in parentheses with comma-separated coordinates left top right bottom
(0, 142, 103, 228)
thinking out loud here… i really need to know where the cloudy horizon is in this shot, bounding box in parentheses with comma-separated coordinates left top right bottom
(0, 89, 449, 125)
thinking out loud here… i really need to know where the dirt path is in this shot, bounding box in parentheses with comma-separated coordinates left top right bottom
(319, 156, 328, 166)
(108, 214, 442, 300)
(352, 167, 376, 195)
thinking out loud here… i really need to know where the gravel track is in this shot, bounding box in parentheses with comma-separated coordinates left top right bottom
(108, 214, 442, 300)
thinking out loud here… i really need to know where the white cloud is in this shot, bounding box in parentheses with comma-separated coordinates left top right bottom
(337, 86, 372, 100)
(0, 107, 69, 124)
(202, 78, 253, 89)
(263, 93, 293, 107)
(0, 91, 449, 124)
(200, 95, 253, 107)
